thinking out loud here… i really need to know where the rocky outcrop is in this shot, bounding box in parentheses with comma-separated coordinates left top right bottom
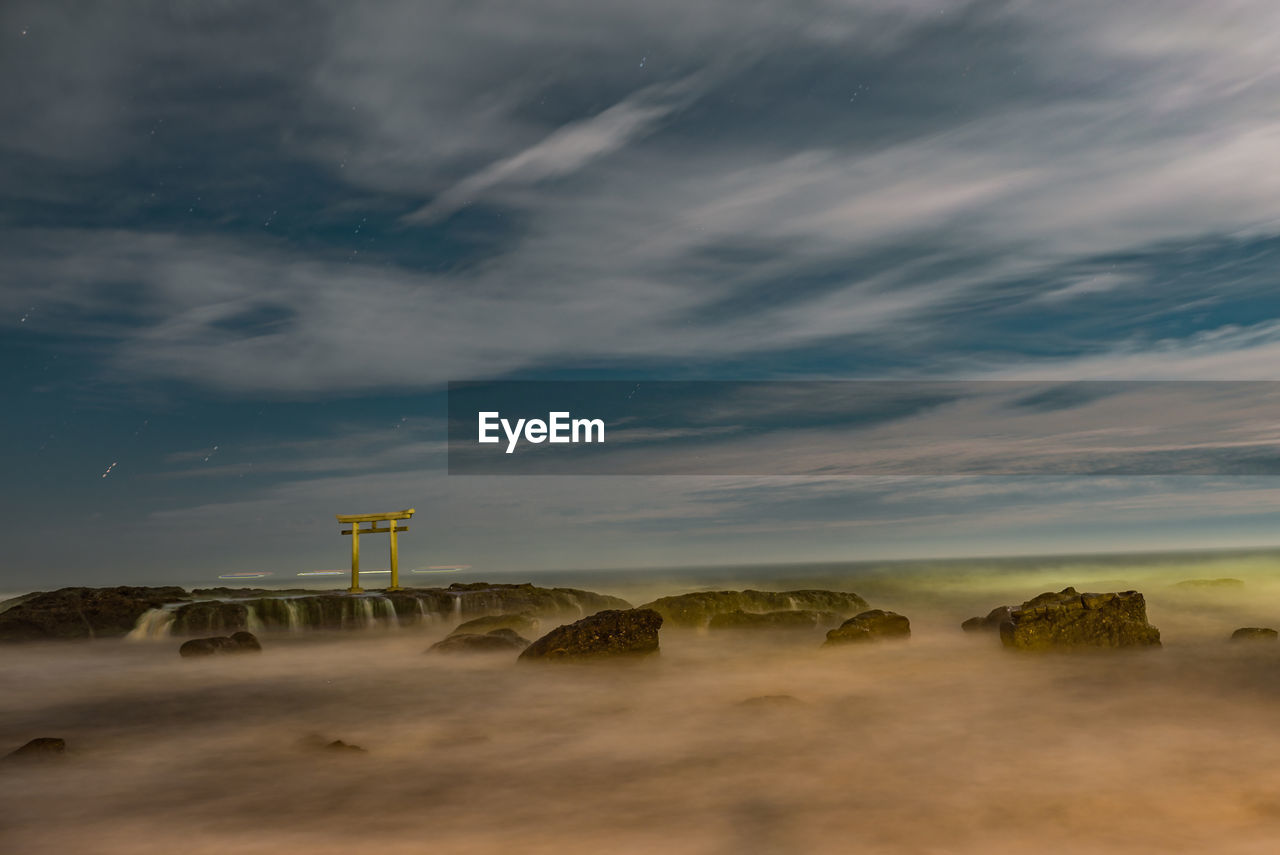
(324, 740, 367, 753)
(961, 605, 1013, 633)
(824, 610, 911, 645)
(1230, 627, 1277, 642)
(640, 590, 868, 628)
(4, 737, 66, 762)
(298, 734, 367, 753)
(429, 629, 531, 653)
(0, 587, 188, 642)
(165, 584, 630, 637)
(707, 609, 844, 630)
(0, 582, 632, 642)
(448, 613, 540, 638)
(192, 587, 317, 598)
(178, 631, 262, 657)
(998, 588, 1161, 650)
(519, 609, 663, 661)
(440, 583, 632, 618)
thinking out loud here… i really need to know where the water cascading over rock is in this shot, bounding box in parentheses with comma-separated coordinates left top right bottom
(112, 582, 635, 639)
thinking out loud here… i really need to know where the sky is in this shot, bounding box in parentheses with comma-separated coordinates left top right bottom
(4, 1, 1280, 589)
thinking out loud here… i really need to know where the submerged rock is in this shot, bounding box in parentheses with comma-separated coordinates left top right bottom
(298, 734, 367, 753)
(639, 590, 868, 628)
(229, 630, 261, 650)
(4, 737, 66, 762)
(448, 613, 540, 638)
(999, 587, 1161, 650)
(961, 605, 1013, 633)
(325, 740, 367, 753)
(1174, 578, 1245, 589)
(1230, 627, 1278, 642)
(708, 609, 844, 630)
(178, 631, 262, 657)
(429, 629, 530, 653)
(0, 586, 188, 642)
(519, 609, 663, 661)
(824, 610, 911, 645)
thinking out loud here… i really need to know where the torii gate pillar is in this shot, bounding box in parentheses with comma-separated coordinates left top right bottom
(336, 509, 415, 593)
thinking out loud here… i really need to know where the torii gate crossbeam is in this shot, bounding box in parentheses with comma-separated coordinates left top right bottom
(336, 508, 415, 593)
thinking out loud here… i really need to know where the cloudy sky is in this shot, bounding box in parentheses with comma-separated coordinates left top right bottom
(4, 1, 1280, 588)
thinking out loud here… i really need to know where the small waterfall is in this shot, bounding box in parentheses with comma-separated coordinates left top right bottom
(126, 608, 176, 641)
(283, 599, 302, 633)
(246, 605, 263, 633)
(787, 596, 799, 610)
(374, 596, 398, 629)
(360, 597, 376, 628)
(415, 596, 430, 626)
(452, 594, 463, 621)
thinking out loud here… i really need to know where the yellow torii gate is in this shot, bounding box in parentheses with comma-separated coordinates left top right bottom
(337, 508, 414, 593)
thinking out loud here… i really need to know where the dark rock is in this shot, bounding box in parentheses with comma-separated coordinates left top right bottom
(4, 737, 66, 762)
(298, 734, 366, 753)
(998, 587, 1161, 650)
(708, 609, 844, 630)
(325, 740, 367, 753)
(178, 637, 235, 657)
(519, 609, 663, 661)
(178, 632, 262, 657)
(448, 613, 540, 638)
(639, 590, 868, 628)
(229, 630, 262, 651)
(171, 601, 252, 635)
(1231, 627, 1278, 642)
(0, 586, 188, 642)
(962, 605, 1014, 633)
(824, 609, 911, 645)
(0, 592, 43, 614)
(484, 628, 530, 644)
(428, 630, 530, 653)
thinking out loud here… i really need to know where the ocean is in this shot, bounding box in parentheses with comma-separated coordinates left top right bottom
(3, 550, 1280, 853)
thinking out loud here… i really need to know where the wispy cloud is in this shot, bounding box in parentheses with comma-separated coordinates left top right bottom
(405, 77, 705, 223)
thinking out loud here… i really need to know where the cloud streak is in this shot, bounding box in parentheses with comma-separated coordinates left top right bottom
(406, 77, 705, 223)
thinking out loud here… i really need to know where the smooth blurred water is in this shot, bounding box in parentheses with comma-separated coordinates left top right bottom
(4, 560, 1280, 854)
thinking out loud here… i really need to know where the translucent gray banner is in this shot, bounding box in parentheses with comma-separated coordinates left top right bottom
(447, 381, 1280, 475)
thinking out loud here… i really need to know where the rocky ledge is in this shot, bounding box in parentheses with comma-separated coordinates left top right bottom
(0, 587, 188, 642)
(998, 587, 1161, 651)
(639, 589, 868, 628)
(0, 583, 632, 642)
